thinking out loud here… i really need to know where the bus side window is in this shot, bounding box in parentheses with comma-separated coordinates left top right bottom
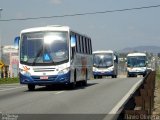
(78, 36, 81, 53)
(80, 36, 83, 53)
(88, 39, 92, 54)
(75, 35, 79, 53)
(86, 38, 89, 54)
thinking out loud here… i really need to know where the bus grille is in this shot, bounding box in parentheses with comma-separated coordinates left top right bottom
(33, 68, 55, 72)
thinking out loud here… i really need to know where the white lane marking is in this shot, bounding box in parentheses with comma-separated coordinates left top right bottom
(0, 86, 26, 92)
(108, 78, 143, 114)
(54, 91, 64, 94)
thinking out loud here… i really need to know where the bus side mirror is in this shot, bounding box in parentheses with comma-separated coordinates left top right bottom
(114, 56, 116, 61)
(114, 55, 118, 63)
(70, 35, 76, 59)
(71, 36, 76, 47)
(14, 36, 20, 49)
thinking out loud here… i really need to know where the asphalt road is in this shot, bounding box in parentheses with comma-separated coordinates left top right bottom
(0, 77, 143, 120)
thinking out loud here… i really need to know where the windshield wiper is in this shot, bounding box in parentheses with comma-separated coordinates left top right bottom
(32, 48, 43, 66)
(97, 59, 103, 68)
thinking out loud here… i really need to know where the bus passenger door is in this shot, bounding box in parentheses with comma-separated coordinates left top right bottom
(70, 35, 76, 82)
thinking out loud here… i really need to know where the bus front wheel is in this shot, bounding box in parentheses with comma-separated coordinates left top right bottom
(28, 84, 35, 91)
(112, 75, 117, 78)
(94, 75, 97, 79)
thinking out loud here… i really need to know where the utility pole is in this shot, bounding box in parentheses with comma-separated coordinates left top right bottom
(0, 8, 3, 78)
(0, 8, 2, 59)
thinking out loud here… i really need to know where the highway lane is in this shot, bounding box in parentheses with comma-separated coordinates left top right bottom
(0, 77, 142, 116)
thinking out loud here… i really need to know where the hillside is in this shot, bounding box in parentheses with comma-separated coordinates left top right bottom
(119, 46, 160, 54)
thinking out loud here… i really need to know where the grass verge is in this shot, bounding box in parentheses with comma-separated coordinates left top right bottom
(156, 73, 160, 105)
(156, 69, 160, 81)
(0, 77, 19, 84)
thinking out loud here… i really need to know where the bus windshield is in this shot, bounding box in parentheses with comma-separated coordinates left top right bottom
(93, 53, 113, 68)
(127, 56, 146, 67)
(20, 31, 69, 66)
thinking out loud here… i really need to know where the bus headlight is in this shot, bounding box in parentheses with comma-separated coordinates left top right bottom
(58, 68, 70, 75)
(93, 67, 98, 72)
(107, 66, 114, 72)
(127, 68, 132, 72)
(19, 68, 31, 76)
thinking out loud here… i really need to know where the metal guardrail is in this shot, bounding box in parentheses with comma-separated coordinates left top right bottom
(117, 71, 156, 120)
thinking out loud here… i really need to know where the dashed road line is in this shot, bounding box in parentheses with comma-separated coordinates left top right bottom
(0, 86, 26, 92)
(54, 91, 65, 94)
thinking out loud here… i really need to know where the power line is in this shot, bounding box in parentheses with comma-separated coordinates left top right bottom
(1, 4, 160, 22)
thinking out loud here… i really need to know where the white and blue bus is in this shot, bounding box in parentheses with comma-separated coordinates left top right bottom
(126, 53, 148, 77)
(93, 50, 118, 78)
(19, 25, 93, 90)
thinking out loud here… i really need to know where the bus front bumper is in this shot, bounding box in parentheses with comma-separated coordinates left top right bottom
(19, 72, 71, 85)
(127, 71, 147, 76)
(93, 71, 114, 76)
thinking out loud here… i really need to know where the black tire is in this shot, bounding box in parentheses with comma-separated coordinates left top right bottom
(114, 75, 117, 78)
(143, 74, 146, 77)
(98, 76, 102, 79)
(127, 73, 131, 77)
(28, 84, 35, 91)
(112, 75, 117, 78)
(69, 82, 76, 89)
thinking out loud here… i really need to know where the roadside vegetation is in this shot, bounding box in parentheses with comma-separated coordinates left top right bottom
(156, 68, 160, 80)
(0, 77, 19, 84)
(156, 70, 160, 103)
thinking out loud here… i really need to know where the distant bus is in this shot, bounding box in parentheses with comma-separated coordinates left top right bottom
(19, 25, 93, 90)
(126, 53, 148, 77)
(93, 50, 118, 78)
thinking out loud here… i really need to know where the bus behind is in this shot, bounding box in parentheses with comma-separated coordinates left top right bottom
(126, 53, 148, 77)
(93, 50, 118, 79)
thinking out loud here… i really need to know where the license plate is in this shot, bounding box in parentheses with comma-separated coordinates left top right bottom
(40, 76, 48, 80)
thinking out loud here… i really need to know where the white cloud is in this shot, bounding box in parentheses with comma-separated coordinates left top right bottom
(50, 0, 62, 5)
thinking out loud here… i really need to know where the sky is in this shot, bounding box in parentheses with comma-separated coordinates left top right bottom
(1, 0, 160, 51)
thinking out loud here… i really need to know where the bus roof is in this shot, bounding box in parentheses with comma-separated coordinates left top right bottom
(20, 25, 91, 39)
(127, 53, 146, 57)
(93, 50, 114, 54)
(21, 25, 70, 33)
